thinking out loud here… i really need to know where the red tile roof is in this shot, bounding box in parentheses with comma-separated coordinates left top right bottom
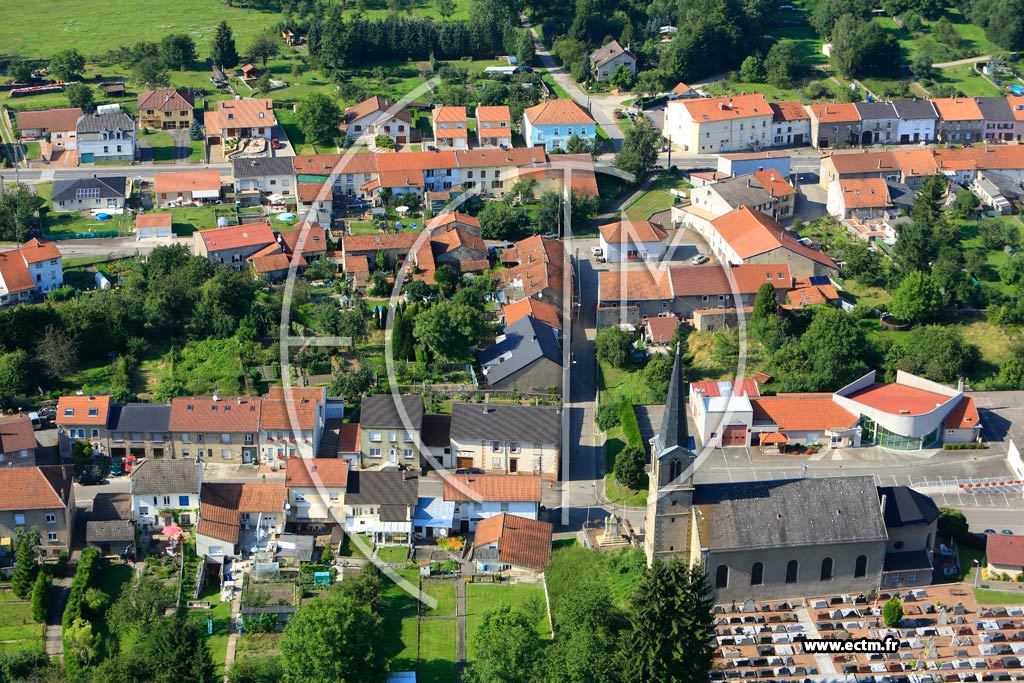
(153, 170, 221, 195)
(433, 106, 467, 123)
(0, 414, 36, 454)
(198, 482, 286, 543)
(671, 82, 693, 96)
(455, 147, 541, 168)
(599, 220, 668, 244)
(0, 465, 73, 510)
(751, 394, 859, 431)
(338, 423, 360, 453)
(770, 100, 810, 123)
(198, 222, 275, 253)
(987, 533, 1024, 567)
(137, 88, 194, 112)
(443, 475, 542, 503)
(474, 513, 552, 571)
(57, 395, 111, 426)
(135, 213, 173, 229)
(847, 383, 952, 416)
(265, 387, 326, 402)
(343, 232, 420, 253)
(0, 251, 33, 295)
(205, 98, 276, 134)
(343, 96, 409, 123)
(826, 151, 900, 175)
(168, 396, 262, 432)
(931, 96, 984, 121)
(523, 100, 596, 126)
(945, 396, 980, 430)
(292, 152, 380, 175)
(503, 298, 561, 329)
(670, 263, 792, 297)
(280, 224, 327, 255)
(476, 105, 511, 122)
(285, 458, 349, 488)
(839, 178, 892, 209)
(646, 316, 680, 343)
(1009, 96, 1024, 122)
(808, 103, 861, 124)
(17, 238, 61, 264)
(691, 379, 760, 398)
(15, 107, 82, 133)
(499, 235, 568, 299)
(598, 269, 673, 302)
(711, 207, 838, 270)
(784, 278, 839, 309)
(427, 212, 480, 230)
(753, 170, 796, 197)
(259, 398, 319, 431)
(676, 94, 771, 123)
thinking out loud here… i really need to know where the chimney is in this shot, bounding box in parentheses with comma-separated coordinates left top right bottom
(746, 177, 752, 188)
(877, 159, 882, 169)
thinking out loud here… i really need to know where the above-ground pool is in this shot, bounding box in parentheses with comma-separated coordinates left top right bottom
(276, 213, 296, 221)
(95, 213, 111, 220)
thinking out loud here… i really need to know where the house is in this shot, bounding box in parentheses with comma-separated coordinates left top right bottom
(502, 297, 561, 330)
(497, 235, 569, 311)
(749, 394, 861, 449)
(0, 238, 63, 306)
(153, 170, 222, 206)
(475, 105, 512, 148)
(478, 315, 562, 393)
(806, 103, 861, 149)
(0, 414, 36, 467)
(818, 151, 901, 189)
(670, 263, 791, 318)
(590, 40, 636, 82)
(135, 213, 173, 240)
(598, 220, 669, 262)
(247, 244, 302, 282)
(284, 458, 348, 531)
(258, 388, 326, 465)
(1009, 95, 1024, 141)
(705, 206, 838, 277)
(342, 233, 419, 277)
(688, 171, 796, 221)
(51, 176, 127, 212)
(240, 63, 260, 79)
(57, 394, 111, 460)
(432, 106, 469, 150)
(168, 396, 262, 463)
(443, 474, 542, 533)
(455, 147, 539, 196)
(231, 157, 295, 201)
(854, 101, 899, 145)
(768, 101, 810, 148)
(664, 94, 773, 154)
(15, 107, 81, 150)
(933, 96, 985, 144)
(783, 276, 842, 310)
(668, 82, 700, 99)
(645, 315, 680, 347)
(426, 212, 481, 235)
(296, 181, 332, 225)
(292, 151, 380, 199)
(343, 469, 419, 546)
(0, 465, 76, 557)
(717, 151, 792, 178)
(106, 403, 173, 460)
(689, 379, 760, 447)
(596, 268, 674, 328)
(413, 496, 455, 539)
(415, 225, 489, 284)
(341, 96, 413, 144)
(987, 533, 1024, 577)
(279, 223, 328, 263)
(196, 482, 287, 557)
(878, 485, 939, 588)
(449, 403, 560, 478)
(522, 100, 596, 151)
(193, 222, 276, 271)
(136, 89, 195, 130)
(86, 492, 135, 557)
(943, 396, 981, 443)
(76, 112, 136, 163)
(128, 457, 202, 526)
(204, 98, 277, 142)
(420, 414, 452, 469)
(893, 99, 939, 144)
(358, 394, 424, 468)
(970, 171, 1013, 214)
(977, 96, 1016, 142)
(472, 513, 552, 574)
(827, 177, 894, 220)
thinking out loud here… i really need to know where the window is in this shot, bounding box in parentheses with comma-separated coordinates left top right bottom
(45, 513, 56, 524)
(854, 554, 868, 578)
(369, 432, 382, 442)
(750, 562, 764, 586)
(492, 441, 502, 452)
(785, 560, 798, 584)
(182, 449, 190, 457)
(369, 448, 382, 457)
(509, 443, 520, 453)
(221, 449, 231, 459)
(221, 433, 231, 443)
(153, 497, 158, 505)
(91, 429, 99, 438)
(139, 505, 149, 516)
(403, 448, 413, 459)
(48, 532, 58, 542)
(820, 557, 833, 581)
(293, 492, 305, 502)
(163, 496, 171, 505)
(178, 496, 190, 506)
(389, 432, 397, 442)
(403, 432, 413, 442)
(182, 433, 190, 442)
(669, 459, 683, 481)
(715, 565, 729, 589)
(491, 457, 502, 469)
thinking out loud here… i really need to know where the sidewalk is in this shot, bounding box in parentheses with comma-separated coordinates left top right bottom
(44, 575, 72, 657)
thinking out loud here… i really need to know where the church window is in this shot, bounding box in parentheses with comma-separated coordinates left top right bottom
(785, 560, 798, 584)
(854, 554, 868, 578)
(750, 562, 763, 586)
(820, 557, 833, 581)
(715, 565, 729, 589)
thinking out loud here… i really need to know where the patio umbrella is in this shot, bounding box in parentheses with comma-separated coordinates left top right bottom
(162, 524, 183, 537)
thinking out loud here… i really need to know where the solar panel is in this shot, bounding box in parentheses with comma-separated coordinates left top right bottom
(75, 187, 101, 200)
(807, 275, 831, 286)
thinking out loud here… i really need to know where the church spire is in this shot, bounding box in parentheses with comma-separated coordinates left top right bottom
(654, 343, 688, 457)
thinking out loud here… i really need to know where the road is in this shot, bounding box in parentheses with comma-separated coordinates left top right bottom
(1, 161, 233, 185)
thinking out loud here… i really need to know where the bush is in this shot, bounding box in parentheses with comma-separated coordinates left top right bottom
(882, 597, 903, 627)
(227, 656, 284, 683)
(618, 398, 642, 447)
(942, 442, 986, 450)
(243, 612, 279, 634)
(614, 443, 647, 490)
(595, 402, 621, 431)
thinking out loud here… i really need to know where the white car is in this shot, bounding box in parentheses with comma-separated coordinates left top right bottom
(591, 246, 603, 257)
(691, 254, 709, 265)
(542, 232, 558, 239)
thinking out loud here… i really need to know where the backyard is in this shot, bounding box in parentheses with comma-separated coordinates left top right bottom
(620, 174, 688, 224)
(185, 584, 233, 677)
(464, 582, 550, 661)
(0, 590, 42, 654)
(545, 541, 645, 615)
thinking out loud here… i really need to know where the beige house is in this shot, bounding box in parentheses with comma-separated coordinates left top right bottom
(449, 403, 560, 478)
(433, 106, 468, 150)
(168, 396, 262, 463)
(193, 222, 276, 271)
(341, 95, 413, 144)
(137, 89, 195, 130)
(589, 40, 636, 82)
(358, 395, 424, 468)
(196, 482, 286, 557)
(455, 147, 537, 196)
(284, 458, 348, 531)
(987, 533, 1024, 578)
(688, 170, 796, 222)
(475, 106, 513, 148)
(0, 465, 76, 558)
(107, 403, 173, 460)
(15, 107, 81, 150)
(56, 394, 112, 460)
(664, 94, 773, 154)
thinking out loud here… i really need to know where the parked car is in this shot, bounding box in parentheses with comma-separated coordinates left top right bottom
(1002, 529, 1015, 535)
(501, 240, 515, 249)
(591, 246, 603, 257)
(78, 470, 102, 485)
(691, 253, 709, 265)
(542, 232, 558, 239)
(985, 528, 997, 534)
(110, 459, 125, 477)
(455, 468, 485, 475)
(28, 412, 42, 430)
(271, 138, 283, 150)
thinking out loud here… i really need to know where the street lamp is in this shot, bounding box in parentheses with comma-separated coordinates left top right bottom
(973, 559, 981, 587)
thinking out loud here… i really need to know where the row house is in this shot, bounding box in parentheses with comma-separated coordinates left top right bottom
(344, 469, 419, 546)
(0, 238, 63, 306)
(433, 106, 469, 150)
(818, 151, 901, 189)
(128, 457, 202, 526)
(442, 474, 541, 533)
(0, 414, 37, 467)
(893, 100, 939, 144)
(476, 105, 512, 148)
(0, 466, 76, 558)
(854, 101, 900, 145)
(497, 235, 570, 312)
(258, 386, 327, 466)
(56, 394, 112, 459)
(232, 156, 295, 206)
(449, 404, 560, 478)
(358, 394, 424, 468)
(976, 96, 1016, 142)
(196, 482, 287, 557)
(107, 403, 172, 460)
(807, 103, 861, 149)
(168, 396, 261, 463)
(285, 457, 348, 531)
(665, 94, 773, 154)
(768, 101, 810, 147)
(193, 222, 276, 271)
(933, 96, 985, 144)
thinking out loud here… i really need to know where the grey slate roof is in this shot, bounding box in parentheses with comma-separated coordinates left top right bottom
(450, 403, 560, 444)
(693, 475, 888, 551)
(130, 458, 201, 495)
(654, 345, 688, 457)
(892, 100, 938, 120)
(76, 112, 134, 133)
(878, 485, 939, 527)
(854, 101, 898, 120)
(975, 96, 1014, 121)
(232, 156, 296, 178)
(707, 173, 787, 210)
(590, 40, 635, 69)
(886, 182, 916, 211)
(92, 493, 132, 521)
(345, 470, 419, 506)
(379, 504, 411, 522)
(882, 549, 931, 572)
(478, 316, 561, 386)
(107, 403, 171, 432)
(275, 533, 314, 561)
(359, 395, 424, 429)
(86, 519, 135, 543)
(52, 176, 127, 202)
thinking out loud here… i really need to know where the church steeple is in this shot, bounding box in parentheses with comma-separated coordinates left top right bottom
(653, 343, 688, 458)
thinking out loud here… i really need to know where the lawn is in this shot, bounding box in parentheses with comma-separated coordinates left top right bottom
(186, 584, 232, 677)
(0, 594, 41, 645)
(545, 541, 645, 616)
(141, 131, 178, 163)
(935, 64, 1002, 97)
(146, 205, 232, 237)
(381, 569, 421, 673)
(377, 545, 410, 564)
(61, 358, 119, 394)
(465, 583, 549, 660)
(234, 632, 283, 658)
(621, 174, 687, 222)
(96, 561, 134, 601)
(5, 0, 284, 59)
(421, 581, 456, 618)
(598, 360, 663, 406)
(338, 534, 370, 559)
(974, 587, 1024, 605)
(956, 546, 985, 582)
(417, 618, 457, 683)
(604, 424, 648, 507)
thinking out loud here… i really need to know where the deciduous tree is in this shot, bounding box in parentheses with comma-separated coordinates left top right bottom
(160, 33, 197, 70)
(248, 33, 280, 67)
(615, 119, 660, 180)
(65, 82, 95, 113)
(595, 326, 633, 368)
(49, 49, 85, 81)
(296, 93, 342, 146)
(281, 591, 386, 683)
(464, 605, 542, 683)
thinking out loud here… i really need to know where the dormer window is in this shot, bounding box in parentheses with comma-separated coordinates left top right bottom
(259, 112, 265, 118)
(88, 408, 98, 417)
(64, 408, 74, 416)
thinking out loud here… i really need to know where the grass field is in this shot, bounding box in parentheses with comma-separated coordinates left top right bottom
(0, 592, 41, 647)
(545, 541, 645, 616)
(621, 174, 686, 223)
(376, 545, 410, 564)
(465, 583, 549, 661)
(603, 423, 649, 507)
(974, 587, 1024, 605)
(598, 360, 663, 406)
(187, 584, 232, 677)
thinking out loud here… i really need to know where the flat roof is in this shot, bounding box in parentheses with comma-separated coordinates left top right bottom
(846, 382, 951, 416)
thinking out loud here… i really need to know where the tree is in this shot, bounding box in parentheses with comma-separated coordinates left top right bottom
(464, 605, 542, 683)
(910, 50, 936, 80)
(830, 15, 901, 78)
(938, 507, 969, 540)
(811, 0, 872, 38)
(160, 33, 197, 70)
(545, 585, 627, 683)
(0, 183, 45, 243)
(0, 349, 30, 395)
(134, 57, 171, 89)
(248, 33, 280, 67)
(31, 572, 50, 623)
(609, 64, 636, 90)
(64, 618, 98, 667)
(10, 527, 40, 599)
(644, 355, 674, 400)
(794, 307, 869, 391)
(563, 134, 595, 156)
(510, 177, 538, 203)
(614, 443, 646, 490)
(739, 55, 767, 82)
(932, 16, 960, 50)
(595, 401, 621, 431)
(765, 40, 802, 87)
(228, 657, 285, 683)
(49, 49, 85, 81)
(281, 591, 386, 683)
(211, 20, 240, 69)
(749, 282, 779, 342)
(297, 93, 342, 146)
(413, 301, 484, 360)
(889, 270, 941, 322)
(189, 118, 204, 141)
(71, 440, 93, 475)
(9, 61, 33, 83)
(64, 82, 94, 113)
(624, 559, 715, 683)
(437, 0, 457, 19)
(615, 119, 660, 180)
(252, 73, 273, 96)
(882, 597, 903, 627)
(595, 326, 633, 368)
(328, 367, 375, 400)
(107, 576, 175, 636)
(478, 200, 529, 240)
(892, 325, 979, 383)
(433, 264, 459, 296)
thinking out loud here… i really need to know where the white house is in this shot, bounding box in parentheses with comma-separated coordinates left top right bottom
(284, 458, 348, 531)
(258, 386, 326, 466)
(195, 482, 286, 558)
(0, 238, 64, 306)
(128, 458, 202, 527)
(590, 40, 637, 82)
(341, 96, 413, 145)
(50, 176, 127, 213)
(442, 474, 541, 533)
(76, 112, 136, 163)
(343, 470, 419, 547)
(893, 100, 939, 145)
(664, 94, 772, 154)
(598, 220, 668, 262)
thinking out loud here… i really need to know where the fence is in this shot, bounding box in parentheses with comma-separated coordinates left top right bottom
(43, 230, 119, 240)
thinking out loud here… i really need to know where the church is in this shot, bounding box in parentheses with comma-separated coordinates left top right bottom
(643, 347, 939, 602)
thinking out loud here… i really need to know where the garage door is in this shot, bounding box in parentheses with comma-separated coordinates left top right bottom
(721, 425, 747, 446)
(457, 457, 474, 469)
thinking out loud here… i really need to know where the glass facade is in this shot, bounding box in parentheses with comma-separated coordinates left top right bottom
(860, 417, 940, 450)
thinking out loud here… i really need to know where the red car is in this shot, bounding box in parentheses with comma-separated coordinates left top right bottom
(271, 138, 283, 150)
(125, 455, 137, 472)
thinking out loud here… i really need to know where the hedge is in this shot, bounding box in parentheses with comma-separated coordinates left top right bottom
(62, 548, 100, 680)
(943, 442, 987, 450)
(619, 398, 642, 447)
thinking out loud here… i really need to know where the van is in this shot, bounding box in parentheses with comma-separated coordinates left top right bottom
(28, 412, 42, 430)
